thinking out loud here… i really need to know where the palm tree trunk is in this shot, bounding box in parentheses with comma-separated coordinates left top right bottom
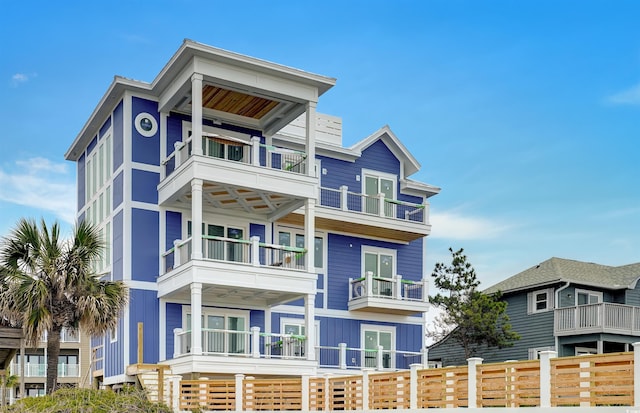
(46, 328, 62, 394)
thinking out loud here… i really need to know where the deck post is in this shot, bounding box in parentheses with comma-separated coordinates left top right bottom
(137, 322, 143, 364)
(190, 73, 203, 156)
(301, 374, 310, 411)
(173, 239, 181, 267)
(324, 374, 331, 410)
(467, 357, 483, 408)
(410, 363, 420, 409)
(362, 369, 370, 410)
(235, 374, 244, 413)
(170, 375, 181, 412)
(173, 328, 183, 358)
(250, 236, 260, 267)
(338, 343, 347, 369)
(395, 275, 403, 299)
(539, 350, 556, 408)
(421, 347, 429, 368)
(378, 193, 385, 217)
(250, 327, 260, 358)
(250, 136, 261, 166)
(376, 345, 383, 370)
(634, 342, 640, 406)
(340, 185, 348, 210)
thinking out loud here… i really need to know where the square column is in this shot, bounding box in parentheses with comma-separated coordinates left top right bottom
(190, 282, 203, 355)
(191, 179, 203, 260)
(191, 73, 203, 156)
(305, 101, 316, 177)
(304, 198, 315, 270)
(305, 293, 315, 360)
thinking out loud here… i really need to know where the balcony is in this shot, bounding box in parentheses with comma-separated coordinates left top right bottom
(11, 363, 80, 377)
(159, 134, 317, 219)
(158, 236, 316, 306)
(348, 272, 429, 315)
(279, 186, 430, 243)
(554, 303, 640, 336)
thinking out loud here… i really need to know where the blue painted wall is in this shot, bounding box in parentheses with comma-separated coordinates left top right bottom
(165, 303, 183, 360)
(87, 136, 98, 156)
(129, 289, 160, 364)
(112, 210, 123, 281)
(99, 116, 112, 139)
(77, 154, 85, 211)
(131, 208, 159, 282)
(113, 171, 123, 209)
(113, 100, 123, 170)
(131, 169, 159, 204)
(166, 211, 182, 251)
(104, 315, 124, 377)
(131, 97, 160, 166)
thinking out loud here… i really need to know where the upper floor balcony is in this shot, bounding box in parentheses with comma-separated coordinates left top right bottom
(158, 235, 316, 306)
(11, 363, 80, 378)
(554, 302, 640, 336)
(159, 133, 318, 221)
(348, 271, 429, 315)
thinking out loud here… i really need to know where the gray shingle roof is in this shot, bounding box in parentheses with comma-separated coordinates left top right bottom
(484, 257, 640, 294)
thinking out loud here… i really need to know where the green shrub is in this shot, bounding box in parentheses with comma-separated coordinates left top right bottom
(2, 386, 173, 413)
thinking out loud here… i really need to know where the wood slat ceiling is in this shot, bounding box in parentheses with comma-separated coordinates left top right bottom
(202, 85, 279, 119)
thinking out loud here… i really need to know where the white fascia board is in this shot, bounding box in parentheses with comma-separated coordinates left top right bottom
(272, 135, 360, 162)
(350, 125, 421, 177)
(157, 62, 195, 113)
(400, 178, 441, 198)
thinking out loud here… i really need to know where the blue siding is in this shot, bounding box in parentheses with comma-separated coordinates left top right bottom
(112, 210, 123, 281)
(131, 169, 159, 204)
(113, 171, 124, 208)
(165, 303, 183, 360)
(105, 316, 124, 377)
(166, 211, 182, 250)
(131, 97, 160, 166)
(77, 154, 85, 211)
(131, 208, 159, 281)
(113, 100, 123, 170)
(129, 289, 159, 364)
(166, 113, 186, 157)
(87, 135, 98, 156)
(250, 310, 265, 331)
(99, 116, 112, 138)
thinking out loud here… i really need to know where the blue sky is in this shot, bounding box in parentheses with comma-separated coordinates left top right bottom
(0, 0, 638, 288)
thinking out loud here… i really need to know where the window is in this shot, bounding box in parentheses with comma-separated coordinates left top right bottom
(185, 309, 249, 355)
(576, 289, 602, 306)
(361, 325, 395, 369)
(528, 346, 555, 360)
(362, 246, 396, 296)
(277, 228, 325, 270)
(188, 221, 246, 262)
(527, 288, 554, 313)
(362, 169, 396, 216)
(280, 318, 320, 358)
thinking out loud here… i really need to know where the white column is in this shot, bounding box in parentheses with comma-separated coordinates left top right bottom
(301, 374, 310, 411)
(251, 136, 261, 166)
(409, 363, 420, 409)
(173, 328, 183, 358)
(362, 369, 370, 410)
(338, 343, 347, 369)
(539, 350, 556, 408)
(191, 73, 203, 156)
(305, 294, 316, 361)
(304, 198, 315, 271)
(340, 185, 348, 210)
(191, 179, 203, 260)
(467, 357, 483, 409)
(251, 327, 260, 358)
(305, 101, 317, 177)
(250, 236, 260, 267)
(171, 375, 181, 412)
(191, 283, 203, 355)
(235, 374, 244, 413)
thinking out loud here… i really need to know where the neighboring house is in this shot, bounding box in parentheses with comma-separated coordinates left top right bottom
(428, 257, 640, 366)
(8, 328, 91, 400)
(64, 40, 439, 387)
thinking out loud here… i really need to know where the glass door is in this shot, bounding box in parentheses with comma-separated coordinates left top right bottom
(364, 251, 394, 296)
(363, 330, 393, 368)
(364, 176, 394, 216)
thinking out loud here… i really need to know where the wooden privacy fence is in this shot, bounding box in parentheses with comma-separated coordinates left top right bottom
(169, 347, 640, 411)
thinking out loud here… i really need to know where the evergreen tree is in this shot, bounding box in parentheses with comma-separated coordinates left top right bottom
(429, 247, 519, 359)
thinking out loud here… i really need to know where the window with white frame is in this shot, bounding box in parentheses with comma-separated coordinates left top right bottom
(361, 325, 395, 369)
(575, 289, 602, 306)
(362, 169, 396, 216)
(280, 318, 320, 358)
(187, 221, 247, 262)
(184, 308, 249, 355)
(84, 133, 112, 274)
(362, 246, 396, 296)
(527, 288, 555, 314)
(277, 227, 325, 270)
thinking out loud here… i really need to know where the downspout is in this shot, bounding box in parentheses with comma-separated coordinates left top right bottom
(554, 282, 571, 356)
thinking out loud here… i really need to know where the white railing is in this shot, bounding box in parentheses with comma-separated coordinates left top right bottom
(348, 272, 428, 302)
(173, 327, 306, 360)
(319, 186, 428, 224)
(315, 344, 425, 371)
(162, 236, 307, 274)
(554, 302, 640, 335)
(60, 328, 79, 343)
(11, 363, 79, 377)
(161, 134, 307, 179)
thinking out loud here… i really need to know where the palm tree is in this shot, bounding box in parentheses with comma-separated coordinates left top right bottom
(0, 218, 128, 394)
(0, 367, 19, 406)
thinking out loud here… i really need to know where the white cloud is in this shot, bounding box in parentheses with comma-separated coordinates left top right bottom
(0, 158, 75, 225)
(429, 211, 511, 240)
(10, 73, 36, 87)
(605, 83, 640, 105)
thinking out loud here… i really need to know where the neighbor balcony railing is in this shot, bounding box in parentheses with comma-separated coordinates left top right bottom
(172, 326, 425, 371)
(554, 302, 640, 335)
(162, 235, 306, 274)
(162, 134, 307, 179)
(348, 271, 428, 302)
(11, 363, 80, 377)
(319, 186, 428, 224)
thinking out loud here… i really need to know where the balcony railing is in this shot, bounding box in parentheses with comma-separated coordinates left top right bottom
(319, 186, 428, 223)
(11, 363, 80, 377)
(172, 327, 425, 371)
(554, 302, 640, 335)
(162, 134, 307, 179)
(348, 272, 428, 302)
(162, 235, 306, 274)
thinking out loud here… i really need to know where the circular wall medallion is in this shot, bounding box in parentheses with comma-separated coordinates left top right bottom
(134, 112, 158, 137)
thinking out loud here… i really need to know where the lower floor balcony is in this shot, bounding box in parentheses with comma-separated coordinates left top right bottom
(11, 363, 80, 377)
(554, 302, 640, 336)
(347, 272, 429, 315)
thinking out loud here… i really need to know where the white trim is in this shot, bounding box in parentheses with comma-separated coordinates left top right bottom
(131, 162, 161, 173)
(181, 120, 252, 143)
(271, 306, 424, 325)
(134, 112, 158, 137)
(575, 289, 603, 306)
(182, 306, 251, 329)
(361, 168, 397, 199)
(102, 373, 131, 386)
(527, 288, 555, 314)
(126, 280, 159, 291)
(280, 317, 320, 347)
(361, 245, 397, 278)
(159, 298, 166, 362)
(575, 346, 597, 356)
(361, 324, 396, 369)
(122, 92, 133, 369)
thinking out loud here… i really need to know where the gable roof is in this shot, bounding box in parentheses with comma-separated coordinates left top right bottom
(484, 257, 640, 294)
